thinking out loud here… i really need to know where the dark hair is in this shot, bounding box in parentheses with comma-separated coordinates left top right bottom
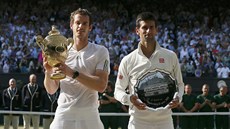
(107, 81, 115, 90)
(70, 8, 92, 25)
(136, 12, 157, 28)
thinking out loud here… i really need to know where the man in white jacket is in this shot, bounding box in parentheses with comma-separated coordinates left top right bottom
(114, 12, 184, 129)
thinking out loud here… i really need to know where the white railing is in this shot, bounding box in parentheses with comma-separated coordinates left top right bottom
(0, 110, 229, 116)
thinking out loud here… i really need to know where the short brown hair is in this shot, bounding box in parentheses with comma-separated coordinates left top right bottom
(70, 8, 92, 25)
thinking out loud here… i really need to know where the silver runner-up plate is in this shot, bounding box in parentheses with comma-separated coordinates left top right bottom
(134, 69, 177, 110)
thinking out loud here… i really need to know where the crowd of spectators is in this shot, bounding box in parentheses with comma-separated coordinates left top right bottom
(0, 0, 229, 78)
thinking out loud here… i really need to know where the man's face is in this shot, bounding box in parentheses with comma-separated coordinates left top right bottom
(185, 85, 192, 94)
(70, 14, 92, 40)
(220, 86, 228, 95)
(136, 20, 157, 43)
(202, 85, 209, 95)
(9, 79, 16, 88)
(30, 75, 36, 84)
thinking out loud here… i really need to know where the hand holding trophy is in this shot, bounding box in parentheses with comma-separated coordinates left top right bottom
(36, 25, 73, 80)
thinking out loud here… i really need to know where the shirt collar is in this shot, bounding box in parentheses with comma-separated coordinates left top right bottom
(137, 41, 161, 56)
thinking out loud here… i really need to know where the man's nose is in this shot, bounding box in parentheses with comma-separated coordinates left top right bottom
(78, 24, 83, 28)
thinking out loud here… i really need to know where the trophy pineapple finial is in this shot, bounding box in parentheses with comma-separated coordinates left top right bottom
(48, 25, 60, 36)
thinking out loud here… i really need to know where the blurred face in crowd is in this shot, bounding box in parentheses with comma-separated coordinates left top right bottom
(70, 14, 92, 41)
(185, 84, 192, 95)
(105, 85, 111, 92)
(219, 86, 228, 96)
(29, 74, 37, 84)
(202, 84, 209, 96)
(9, 78, 16, 88)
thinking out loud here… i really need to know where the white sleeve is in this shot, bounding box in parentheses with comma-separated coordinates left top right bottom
(173, 53, 184, 102)
(96, 47, 110, 73)
(114, 56, 132, 105)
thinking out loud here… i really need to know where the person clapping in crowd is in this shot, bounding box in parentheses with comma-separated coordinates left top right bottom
(197, 84, 215, 129)
(214, 80, 230, 129)
(180, 84, 199, 129)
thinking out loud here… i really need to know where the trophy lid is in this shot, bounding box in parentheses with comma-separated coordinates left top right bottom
(48, 25, 60, 36)
(45, 25, 68, 46)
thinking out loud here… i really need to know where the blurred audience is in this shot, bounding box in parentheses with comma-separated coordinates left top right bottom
(0, 0, 229, 78)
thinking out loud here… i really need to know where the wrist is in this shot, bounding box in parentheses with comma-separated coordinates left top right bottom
(129, 94, 135, 104)
(45, 70, 52, 75)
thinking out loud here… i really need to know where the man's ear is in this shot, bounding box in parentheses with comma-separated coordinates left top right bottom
(70, 23, 73, 30)
(136, 27, 139, 35)
(89, 24, 92, 31)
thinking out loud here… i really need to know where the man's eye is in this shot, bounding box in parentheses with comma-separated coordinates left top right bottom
(142, 27, 147, 30)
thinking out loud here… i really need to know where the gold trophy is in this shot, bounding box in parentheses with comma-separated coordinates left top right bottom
(36, 25, 73, 80)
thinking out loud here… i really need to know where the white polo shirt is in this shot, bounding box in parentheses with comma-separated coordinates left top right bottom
(56, 42, 110, 120)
